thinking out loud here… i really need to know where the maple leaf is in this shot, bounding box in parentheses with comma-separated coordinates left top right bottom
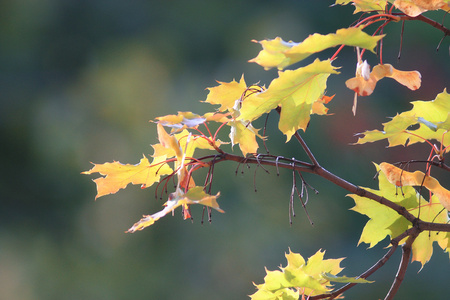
(250, 27, 383, 70)
(380, 162, 450, 211)
(239, 59, 339, 141)
(154, 111, 230, 135)
(204, 76, 264, 155)
(251, 249, 371, 299)
(154, 111, 206, 132)
(311, 94, 335, 115)
(393, 0, 450, 17)
(229, 119, 261, 156)
(335, 0, 388, 13)
(126, 186, 223, 232)
(82, 155, 173, 199)
(436, 113, 450, 131)
(348, 163, 450, 267)
(152, 124, 222, 161)
(204, 75, 248, 112)
(355, 89, 450, 147)
(346, 63, 421, 97)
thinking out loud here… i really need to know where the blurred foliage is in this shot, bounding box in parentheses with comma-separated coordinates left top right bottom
(1, 0, 448, 299)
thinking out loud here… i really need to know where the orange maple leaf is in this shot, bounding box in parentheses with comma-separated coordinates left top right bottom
(393, 0, 450, 17)
(346, 63, 421, 97)
(380, 162, 450, 211)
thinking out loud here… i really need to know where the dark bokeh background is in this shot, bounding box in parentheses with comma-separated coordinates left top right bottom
(1, 1, 449, 299)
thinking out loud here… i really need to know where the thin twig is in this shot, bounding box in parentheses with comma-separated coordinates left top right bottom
(293, 131, 320, 167)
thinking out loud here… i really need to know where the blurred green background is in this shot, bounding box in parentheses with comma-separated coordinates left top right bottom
(1, 1, 449, 299)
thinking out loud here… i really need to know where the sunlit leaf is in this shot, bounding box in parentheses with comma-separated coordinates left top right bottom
(250, 248, 369, 299)
(346, 63, 421, 97)
(335, 0, 388, 13)
(82, 155, 173, 199)
(229, 120, 261, 156)
(311, 94, 335, 115)
(393, 0, 450, 17)
(240, 59, 339, 141)
(204, 75, 247, 111)
(126, 186, 223, 232)
(380, 162, 450, 211)
(155, 111, 206, 132)
(250, 27, 383, 70)
(349, 163, 450, 267)
(355, 89, 450, 147)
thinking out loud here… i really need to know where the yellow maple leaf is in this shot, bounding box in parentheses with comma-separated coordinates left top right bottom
(126, 186, 223, 232)
(204, 75, 247, 112)
(82, 155, 173, 199)
(154, 111, 207, 133)
(240, 59, 339, 141)
(355, 90, 450, 147)
(250, 27, 383, 70)
(335, 0, 388, 13)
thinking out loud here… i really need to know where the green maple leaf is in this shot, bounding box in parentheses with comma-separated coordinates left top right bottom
(348, 163, 450, 267)
(355, 89, 450, 148)
(250, 27, 383, 70)
(239, 59, 339, 141)
(250, 249, 371, 299)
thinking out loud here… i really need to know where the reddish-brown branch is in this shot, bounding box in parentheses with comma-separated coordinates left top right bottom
(398, 13, 450, 36)
(310, 227, 421, 300)
(196, 152, 450, 233)
(384, 232, 419, 300)
(310, 242, 399, 300)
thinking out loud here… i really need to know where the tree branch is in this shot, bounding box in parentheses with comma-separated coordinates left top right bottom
(196, 153, 450, 233)
(398, 13, 450, 37)
(384, 231, 419, 300)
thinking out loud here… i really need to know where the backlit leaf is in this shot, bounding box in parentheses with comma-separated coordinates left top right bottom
(155, 111, 206, 132)
(349, 163, 450, 267)
(335, 0, 388, 13)
(82, 155, 173, 199)
(204, 75, 247, 111)
(250, 27, 383, 70)
(152, 125, 221, 161)
(380, 162, 450, 211)
(126, 186, 223, 232)
(204, 77, 264, 155)
(229, 120, 261, 156)
(355, 89, 450, 147)
(346, 63, 421, 97)
(311, 94, 335, 115)
(239, 59, 339, 141)
(393, 0, 450, 17)
(251, 249, 370, 299)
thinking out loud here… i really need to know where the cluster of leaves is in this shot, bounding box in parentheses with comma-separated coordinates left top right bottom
(83, 0, 450, 298)
(250, 249, 372, 300)
(351, 163, 449, 267)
